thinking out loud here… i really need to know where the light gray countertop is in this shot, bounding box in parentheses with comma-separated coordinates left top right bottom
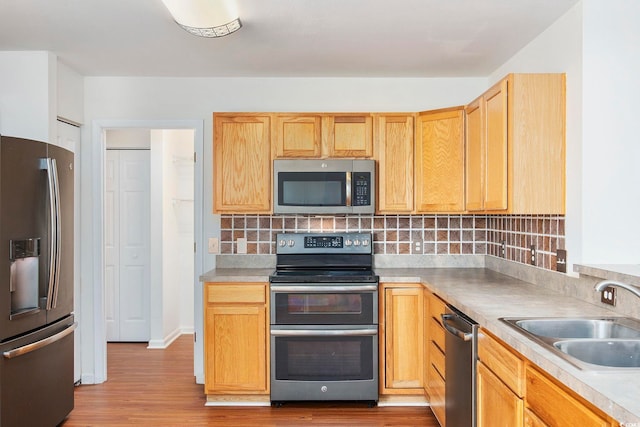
(200, 266, 640, 423)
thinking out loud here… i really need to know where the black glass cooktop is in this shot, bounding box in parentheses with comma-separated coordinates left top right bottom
(269, 269, 378, 283)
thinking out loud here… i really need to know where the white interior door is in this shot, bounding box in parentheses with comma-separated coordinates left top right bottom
(105, 149, 151, 342)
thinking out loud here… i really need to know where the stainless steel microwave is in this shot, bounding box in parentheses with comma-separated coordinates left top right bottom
(273, 159, 375, 215)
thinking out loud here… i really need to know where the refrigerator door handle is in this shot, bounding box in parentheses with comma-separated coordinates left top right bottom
(50, 158, 62, 309)
(3, 322, 77, 359)
(41, 158, 61, 310)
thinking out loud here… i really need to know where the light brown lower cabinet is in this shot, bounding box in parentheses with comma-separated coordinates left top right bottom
(477, 328, 524, 427)
(477, 362, 524, 427)
(204, 282, 269, 396)
(525, 365, 612, 427)
(425, 292, 446, 426)
(380, 284, 424, 395)
(477, 327, 616, 427)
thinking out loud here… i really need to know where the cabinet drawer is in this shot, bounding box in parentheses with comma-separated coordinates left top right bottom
(525, 366, 610, 427)
(206, 283, 266, 304)
(429, 293, 447, 326)
(478, 328, 524, 397)
(430, 318, 445, 353)
(430, 341, 446, 379)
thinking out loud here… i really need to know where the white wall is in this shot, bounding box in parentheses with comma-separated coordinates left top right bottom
(57, 61, 84, 125)
(165, 130, 195, 333)
(158, 129, 195, 345)
(0, 51, 54, 142)
(580, 0, 640, 263)
(489, 3, 584, 270)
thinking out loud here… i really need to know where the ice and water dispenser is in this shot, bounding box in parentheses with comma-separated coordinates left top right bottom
(9, 238, 41, 318)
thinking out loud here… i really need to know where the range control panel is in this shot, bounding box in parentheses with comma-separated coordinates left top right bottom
(276, 233, 372, 254)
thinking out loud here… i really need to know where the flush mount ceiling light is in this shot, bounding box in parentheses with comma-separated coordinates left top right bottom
(161, 0, 242, 38)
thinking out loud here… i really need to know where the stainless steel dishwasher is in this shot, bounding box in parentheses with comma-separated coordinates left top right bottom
(441, 304, 478, 427)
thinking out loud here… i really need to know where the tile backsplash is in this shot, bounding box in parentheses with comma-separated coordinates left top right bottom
(220, 214, 565, 271)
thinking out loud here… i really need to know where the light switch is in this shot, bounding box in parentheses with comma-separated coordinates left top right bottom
(208, 237, 219, 254)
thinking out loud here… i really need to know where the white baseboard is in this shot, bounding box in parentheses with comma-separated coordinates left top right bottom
(147, 329, 193, 349)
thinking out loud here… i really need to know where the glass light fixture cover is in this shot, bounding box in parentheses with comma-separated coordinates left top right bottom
(161, 0, 242, 38)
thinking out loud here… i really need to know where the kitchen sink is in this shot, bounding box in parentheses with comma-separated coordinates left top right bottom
(512, 318, 640, 339)
(500, 317, 640, 371)
(554, 339, 640, 368)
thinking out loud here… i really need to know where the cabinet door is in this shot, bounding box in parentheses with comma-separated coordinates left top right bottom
(477, 362, 524, 427)
(205, 304, 268, 393)
(213, 114, 271, 213)
(384, 287, 424, 390)
(273, 114, 322, 158)
(465, 97, 484, 211)
(483, 79, 508, 211)
(415, 108, 465, 212)
(374, 114, 414, 212)
(525, 366, 611, 427)
(323, 114, 373, 157)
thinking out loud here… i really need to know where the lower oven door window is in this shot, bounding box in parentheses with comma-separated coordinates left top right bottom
(271, 328, 377, 382)
(270, 285, 377, 325)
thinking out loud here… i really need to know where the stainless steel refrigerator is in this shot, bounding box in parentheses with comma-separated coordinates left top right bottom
(0, 135, 76, 426)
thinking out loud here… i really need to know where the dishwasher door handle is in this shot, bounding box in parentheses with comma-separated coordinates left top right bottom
(441, 314, 474, 341)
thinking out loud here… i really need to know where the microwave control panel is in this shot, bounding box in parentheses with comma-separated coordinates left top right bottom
(352, 172, 371, 206)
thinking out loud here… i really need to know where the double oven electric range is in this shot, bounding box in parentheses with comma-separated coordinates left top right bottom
(269, 232, 379, 405)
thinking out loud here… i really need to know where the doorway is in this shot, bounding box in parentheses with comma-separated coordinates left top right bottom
(88, 120, 204, 385)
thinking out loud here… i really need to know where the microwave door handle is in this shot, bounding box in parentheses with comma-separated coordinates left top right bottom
(345, 171, 352, 206)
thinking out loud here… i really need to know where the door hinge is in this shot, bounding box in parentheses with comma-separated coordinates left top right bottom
(194, 242, 197, 253)
(194, 152, 197, 163)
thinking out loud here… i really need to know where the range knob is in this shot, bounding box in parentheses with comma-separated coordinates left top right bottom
(344, 239, 353, 246)
(362, 239, 370, 246)
(321, 385, 328, 393)
(353, 239, 361, 246)
(278, 239, 287, 247)
(287, 239, 295, 247)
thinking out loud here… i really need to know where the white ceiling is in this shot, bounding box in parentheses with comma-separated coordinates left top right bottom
(0, 0, 579, 78)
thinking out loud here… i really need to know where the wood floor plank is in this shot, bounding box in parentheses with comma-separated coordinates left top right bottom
(61, 335, 439, 426)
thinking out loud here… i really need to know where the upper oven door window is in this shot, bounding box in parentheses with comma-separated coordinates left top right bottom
(277, 172, 347, 207)
(271, 287, 377, 325)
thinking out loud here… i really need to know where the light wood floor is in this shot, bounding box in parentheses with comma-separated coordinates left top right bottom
(61, 335, 439, 426)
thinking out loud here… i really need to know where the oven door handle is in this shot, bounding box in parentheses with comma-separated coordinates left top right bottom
(270, 285, 378, 292)
(271, 328, 378, 337)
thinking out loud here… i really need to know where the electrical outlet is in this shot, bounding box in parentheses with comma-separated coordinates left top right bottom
(208, 237, 219, 254)
(530, 245, 536, 265)
(556, 249, 567, 273)
(500, 240, 506, 258)
(601, 286, 617, 306)
(412, 239, 423, 254)
(236, 237, 247, 254)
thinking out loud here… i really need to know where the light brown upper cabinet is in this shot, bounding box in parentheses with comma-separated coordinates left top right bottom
(273, 114, 322, 158)
(213, 113, 272, 213)
(415, 107, 465, 213)
(273, 113, 373, 158)
(465, 97, 485, 211)
(466, 74, 566, 214)
(374, 114, 414, 213)
(322, 114, 373, 158)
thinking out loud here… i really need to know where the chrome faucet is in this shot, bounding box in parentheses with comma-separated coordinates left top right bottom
(595, 280, 640, 299)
